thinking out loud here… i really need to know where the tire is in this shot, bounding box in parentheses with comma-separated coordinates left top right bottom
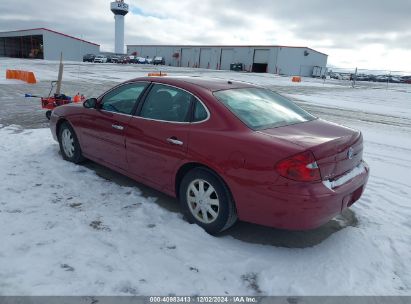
(179, 168, 237, 234)
(45, 110, 52, 120)
(58, 121, 85, 164)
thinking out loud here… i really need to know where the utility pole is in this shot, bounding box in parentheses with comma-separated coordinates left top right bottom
(352, 67, 357, 88)
(56, 52, 64, 95)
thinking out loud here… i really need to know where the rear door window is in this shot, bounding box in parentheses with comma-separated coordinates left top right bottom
(193, 100, 208, 122)
(139, 84, 192, 122)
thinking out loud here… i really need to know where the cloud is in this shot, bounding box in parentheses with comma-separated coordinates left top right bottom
(0, 0, 410, 70)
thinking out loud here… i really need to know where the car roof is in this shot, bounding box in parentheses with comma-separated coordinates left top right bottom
(129, 76, 257, 92)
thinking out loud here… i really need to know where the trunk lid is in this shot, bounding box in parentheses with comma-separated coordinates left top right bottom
(259, 119, 363, 181)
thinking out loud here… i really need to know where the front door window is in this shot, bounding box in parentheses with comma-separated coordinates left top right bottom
(101, 83, 148, 115)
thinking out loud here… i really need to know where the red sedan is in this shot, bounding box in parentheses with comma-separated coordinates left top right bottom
(50, 76, 369, 234)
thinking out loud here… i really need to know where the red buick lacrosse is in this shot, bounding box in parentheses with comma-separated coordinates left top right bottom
(50, 76, 369, 234)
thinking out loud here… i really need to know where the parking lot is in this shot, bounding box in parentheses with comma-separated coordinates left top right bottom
(0, 58, 410, 295)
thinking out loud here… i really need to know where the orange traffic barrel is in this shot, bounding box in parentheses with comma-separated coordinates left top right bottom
(148, 72, 167, 77)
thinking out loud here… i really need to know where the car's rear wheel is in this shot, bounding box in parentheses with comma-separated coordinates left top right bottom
(179, 168, 237, 234)
(58, 121, 85, 164)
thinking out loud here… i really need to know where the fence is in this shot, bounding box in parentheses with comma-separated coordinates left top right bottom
(301, 65, 411, 89)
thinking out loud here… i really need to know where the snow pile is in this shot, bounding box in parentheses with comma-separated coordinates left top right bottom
(1, 57, 411, 295)
(286, 88, 411, 119)
(0, 124, 410, 295)
(0, 58, 340, 87)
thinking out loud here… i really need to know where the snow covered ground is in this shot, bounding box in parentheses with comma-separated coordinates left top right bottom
(0, 58, 410, 296)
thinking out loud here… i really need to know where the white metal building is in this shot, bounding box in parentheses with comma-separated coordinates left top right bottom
(127, 45, 327, 76)
(0, 28, 100, 61)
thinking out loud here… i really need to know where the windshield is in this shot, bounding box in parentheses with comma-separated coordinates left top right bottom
(213, 87, 316, 130)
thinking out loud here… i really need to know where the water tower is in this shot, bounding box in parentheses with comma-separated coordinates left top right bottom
(110, 0, 129, 54)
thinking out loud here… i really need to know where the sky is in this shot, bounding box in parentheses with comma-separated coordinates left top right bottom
(0, 0, 410, 71)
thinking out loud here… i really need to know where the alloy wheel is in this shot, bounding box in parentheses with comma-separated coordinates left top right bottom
(186, 179, 220, 224)
(61, 128, 75, 158)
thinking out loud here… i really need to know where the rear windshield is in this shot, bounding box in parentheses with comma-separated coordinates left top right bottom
(213, 87, 315, 130)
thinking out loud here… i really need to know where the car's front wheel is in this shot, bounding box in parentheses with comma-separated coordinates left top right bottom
(179, 168, 237, 234)
(58, 121, 85, 164)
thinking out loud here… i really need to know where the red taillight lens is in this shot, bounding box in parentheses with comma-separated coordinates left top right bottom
(275, 151, 321, 182)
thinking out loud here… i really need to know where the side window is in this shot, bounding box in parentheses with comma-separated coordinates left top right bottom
(101, 83, 147, 115)
(193, 100, 208, 122)
(140, 84, 192, 122)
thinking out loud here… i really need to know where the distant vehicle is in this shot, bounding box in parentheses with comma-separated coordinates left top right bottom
(94, 55, 108, 63)
(128, 56, 138, 64)
(368, 75, 377, 82)
(153, 56, 165, 65)
(137, 57, 147, 64)
(374, 75, 400, 83)
(83, 54, 95, 62)
(110, 56, 121, 63)
(389, 76, 402, 83)
(230, 63, 244, 72)
(146, 57, 153, 64)
(118, 55, 130, 64)
(329, 72, 341, 79)
(355, 74, 370, 81)
(375, 75, 386, 82)
(50, 76, 369, 234)
(401, 76, 411, 84)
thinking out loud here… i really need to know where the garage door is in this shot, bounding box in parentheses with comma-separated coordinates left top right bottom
(220, 49, 234, 70)
(253, 49, 270, 63)
(252, 49, 270, 73)
(199, 48, 212, 69)
(181, 48, 193, 67)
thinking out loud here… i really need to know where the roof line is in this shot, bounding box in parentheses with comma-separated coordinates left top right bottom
(0, 28, 100, 46)
(126, 44, 328, 56)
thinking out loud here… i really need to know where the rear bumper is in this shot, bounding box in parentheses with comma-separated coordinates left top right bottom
(234, 161, 370, 230)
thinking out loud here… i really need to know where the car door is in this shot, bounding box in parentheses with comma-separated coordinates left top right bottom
(125, 83, 194, 190)
(80, 82, 148, 170)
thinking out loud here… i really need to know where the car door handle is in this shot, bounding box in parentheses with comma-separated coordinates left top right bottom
(167, 137, 183, 146)
(112, 124, 124, 130)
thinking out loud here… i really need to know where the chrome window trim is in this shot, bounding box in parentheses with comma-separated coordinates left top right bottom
(100, 109, 133, 118)
(135, 82, 211, 125)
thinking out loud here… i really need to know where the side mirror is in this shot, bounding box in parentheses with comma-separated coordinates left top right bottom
(83, 98, 97, 109)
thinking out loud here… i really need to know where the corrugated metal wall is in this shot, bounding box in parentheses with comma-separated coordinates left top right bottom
(0, 29, 100, 61)
(220, 49, 235, 70)
(126, 45, 328, 76)
(43, 31, 99, 61)
(199, 48, 212, 69)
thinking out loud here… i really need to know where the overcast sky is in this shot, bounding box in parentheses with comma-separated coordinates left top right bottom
(1, 0, 410, 71)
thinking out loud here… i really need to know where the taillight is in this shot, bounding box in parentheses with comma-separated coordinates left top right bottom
(275, 151, 321, 182)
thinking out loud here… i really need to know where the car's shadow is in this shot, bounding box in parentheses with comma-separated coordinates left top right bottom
(83, 160, 358, 249)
